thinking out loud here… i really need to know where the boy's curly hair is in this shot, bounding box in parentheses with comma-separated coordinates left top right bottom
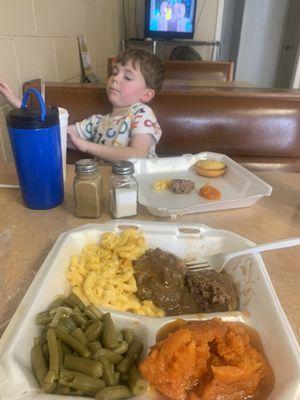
(116, 48, 165, 93)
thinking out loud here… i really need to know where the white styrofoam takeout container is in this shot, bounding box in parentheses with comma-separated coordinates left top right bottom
(131, 152, 273, 217)
(0, 220, 299, 400)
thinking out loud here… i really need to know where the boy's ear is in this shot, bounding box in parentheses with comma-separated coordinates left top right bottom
(140, 88, 155, 103)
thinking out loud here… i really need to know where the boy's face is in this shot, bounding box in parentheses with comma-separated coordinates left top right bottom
(107, 60, 154, 109)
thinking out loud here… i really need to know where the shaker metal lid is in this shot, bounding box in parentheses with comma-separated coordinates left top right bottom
(6, 106, 59, 129)
(112, 160, 134, 175)
(75, 159, 98, 173)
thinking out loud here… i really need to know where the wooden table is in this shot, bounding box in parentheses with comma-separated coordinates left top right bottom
(1, 164, 300, 343)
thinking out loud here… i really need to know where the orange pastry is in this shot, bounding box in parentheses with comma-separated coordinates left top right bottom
(196, 159, 227, 178)
(199, 183, 221, 200)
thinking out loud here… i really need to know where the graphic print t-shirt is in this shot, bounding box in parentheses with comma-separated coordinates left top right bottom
(76, 103, 162, 157)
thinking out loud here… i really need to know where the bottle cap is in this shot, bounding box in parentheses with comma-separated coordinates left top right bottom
(112, 160, 134, 175)
(75, 159, 98, 173)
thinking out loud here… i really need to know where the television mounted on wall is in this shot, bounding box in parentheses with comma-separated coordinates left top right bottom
(144, 0, 198, 40)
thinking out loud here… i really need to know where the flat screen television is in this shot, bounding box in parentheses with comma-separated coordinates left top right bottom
(144, 0, 198, 40)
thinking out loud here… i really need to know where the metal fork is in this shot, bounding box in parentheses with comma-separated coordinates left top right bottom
(186, 237, 300, 273)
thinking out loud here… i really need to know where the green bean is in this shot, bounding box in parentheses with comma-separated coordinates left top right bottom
(57, 339, 64, 368)
(71, 327, 88, 345)
(47, 296, 67, 311)
(55, 326, 91, 358)
(102, 313, 118, 349)
(59, 369, 105, 394)
(97, 355, 117, 386)
(116, 327, 123, 343)
(84, 304, 104, 320)
(120, 374, 129, 383)
(64, 292, 85, 310)
(127, 339, 143, 359)
(49, 307, 75, 329)
(54, 385, 86, 396)
(55, 319, 74, 334)
(42, 343, 49, 361)
(61, 342, 73, 355)
(61, 316, 78, 331)
(73, 307, 89, 328)
(35, 311, 52, 326)
(85, 320, 103, 341)
(42, 381, 57, 393)
(88, 340, 102, 355)
(31, 342, 48, 387)
(95, 385, 132, 400)
(114, 341, 128, 355)
(116, 340, 143, 374)
(114, 371, 120, 383)
(94, 348, 123, 364)
(128, 366, 148, 395)
(64, 354, 103, 378)
(122, 329, 135, 346)
(53, 385, 72, 394)
(40, 329, 48, 345)
(44, 328, 60, 384)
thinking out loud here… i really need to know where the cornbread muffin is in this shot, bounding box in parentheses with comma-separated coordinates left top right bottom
(195, 159, 227, 178)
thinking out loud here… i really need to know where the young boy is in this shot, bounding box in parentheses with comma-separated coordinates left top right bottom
(0, 48, 164, 161)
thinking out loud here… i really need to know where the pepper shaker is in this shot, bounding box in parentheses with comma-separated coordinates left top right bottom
(109, 161, 138, 218)
(73, 159, 103, 218)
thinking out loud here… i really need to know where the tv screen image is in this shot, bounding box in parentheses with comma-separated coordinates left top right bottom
(145, 0, 197, 40)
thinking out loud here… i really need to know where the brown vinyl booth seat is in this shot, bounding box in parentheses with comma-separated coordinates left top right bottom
(107, 57, 234, 81)
(163, 61, 234, 81)
(23, 80, 300, 172)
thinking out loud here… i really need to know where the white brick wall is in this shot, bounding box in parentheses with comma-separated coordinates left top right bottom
(0, 0, 123, 162)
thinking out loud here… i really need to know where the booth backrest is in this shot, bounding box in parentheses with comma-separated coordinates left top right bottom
(23, 80, 300, 171)
(163, 61, 234, 81)
(107, 58, 234, 81)
(153, 90, 300, 158)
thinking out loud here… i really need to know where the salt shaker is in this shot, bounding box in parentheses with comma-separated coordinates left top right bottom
(109, 161, 138, 218)
(73, 159, 103, 218)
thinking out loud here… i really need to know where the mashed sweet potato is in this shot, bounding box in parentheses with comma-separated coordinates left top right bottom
(139, 318, 274, 400)
(199, 183, 221, 200)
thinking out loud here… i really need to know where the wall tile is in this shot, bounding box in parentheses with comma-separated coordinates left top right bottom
(0, 0, 36, 36)
(13, 37, 58, 83)
(0, 114, 7, 164)
(94, 39, 107, 70)
(86, 3, 106, 40)
(54, 38, 81, 81)
(66, 76, 81, 83)
(94, 66, 106, 84)
(33, 0, 87, 37)
(86, 37, 97, 72)
(0, 38, 21, 106)
(0, 104, 13, 163)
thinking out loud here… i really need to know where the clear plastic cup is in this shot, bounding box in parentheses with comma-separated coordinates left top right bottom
(58, 107, 69, 181)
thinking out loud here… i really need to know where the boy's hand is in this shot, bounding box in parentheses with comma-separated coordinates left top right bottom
(0, 78, 21, 108)
(67, 125, 89, 153)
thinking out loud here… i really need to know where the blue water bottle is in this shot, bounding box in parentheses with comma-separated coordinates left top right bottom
(6, 88, 64, 209)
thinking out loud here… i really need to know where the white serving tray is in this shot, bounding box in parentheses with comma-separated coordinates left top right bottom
(0, 221, 299, 400)
(131, 152, 272, 217)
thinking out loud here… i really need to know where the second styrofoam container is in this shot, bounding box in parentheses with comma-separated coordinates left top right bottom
(131, 152, 272, 217)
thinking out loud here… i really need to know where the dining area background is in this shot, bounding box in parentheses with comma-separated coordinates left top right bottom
(1, 1, 300, 399)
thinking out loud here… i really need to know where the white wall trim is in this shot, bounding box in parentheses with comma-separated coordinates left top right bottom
(214, 0, 225, 60)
